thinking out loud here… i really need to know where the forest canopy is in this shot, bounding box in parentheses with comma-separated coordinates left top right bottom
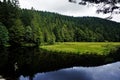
(0, 0, 120, 46)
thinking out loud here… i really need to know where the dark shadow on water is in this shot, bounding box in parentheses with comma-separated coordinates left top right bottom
(0, 46, 120, 80)
(20, 62, 120, 80)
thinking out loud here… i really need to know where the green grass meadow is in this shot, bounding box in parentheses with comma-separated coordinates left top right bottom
(40, 42, 120, 55)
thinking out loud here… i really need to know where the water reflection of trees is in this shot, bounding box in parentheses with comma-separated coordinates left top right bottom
(0, 47, 120, 79)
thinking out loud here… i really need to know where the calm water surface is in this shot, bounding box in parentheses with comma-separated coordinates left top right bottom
(20, 62, 120, 80)
(0, 46, 120, 80)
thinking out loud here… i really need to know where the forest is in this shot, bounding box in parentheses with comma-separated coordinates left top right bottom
(0, 0, 120, 46)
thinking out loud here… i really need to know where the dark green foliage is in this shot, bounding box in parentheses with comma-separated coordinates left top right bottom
(0, 0, 20, 28)
(0, 0, 23, 46)
(0, 23, 9, 46)
(0, 0, 120, 46)
(9, 19, 25, 45)
(24, 26, 33, 42)
(20, 10, 120, 43)
(0, 0, 43, 46)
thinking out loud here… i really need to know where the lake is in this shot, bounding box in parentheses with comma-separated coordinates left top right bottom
(0, 46, 120, 80)
(20, 61, 120, 80)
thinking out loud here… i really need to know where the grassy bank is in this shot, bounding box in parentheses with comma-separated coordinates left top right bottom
(40, 42, 120, 55)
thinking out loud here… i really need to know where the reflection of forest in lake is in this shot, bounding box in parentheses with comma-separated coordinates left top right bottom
(0, 47, 120, 80)
(20, 62, 120, 80)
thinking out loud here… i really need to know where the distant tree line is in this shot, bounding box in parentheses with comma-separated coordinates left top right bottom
(0, 0, 120, 46)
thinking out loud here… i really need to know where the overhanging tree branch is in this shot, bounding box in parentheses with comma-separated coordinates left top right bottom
(69, 0, 120, 19)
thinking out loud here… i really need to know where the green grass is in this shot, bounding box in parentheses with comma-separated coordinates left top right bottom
(40, 42, 120, 55)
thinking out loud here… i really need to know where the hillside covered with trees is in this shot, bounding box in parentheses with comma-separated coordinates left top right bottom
(0, 0, 120, 46)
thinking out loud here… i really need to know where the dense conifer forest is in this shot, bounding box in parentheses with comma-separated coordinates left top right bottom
(0, 0, 120, 46)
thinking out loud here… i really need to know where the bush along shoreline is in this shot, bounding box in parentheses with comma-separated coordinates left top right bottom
(40, 47, 120, 67)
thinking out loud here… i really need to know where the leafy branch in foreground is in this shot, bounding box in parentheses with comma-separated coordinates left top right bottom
(69, 0, 120, 19)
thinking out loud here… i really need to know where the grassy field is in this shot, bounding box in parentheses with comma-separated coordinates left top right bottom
(40, 42, 120, 55)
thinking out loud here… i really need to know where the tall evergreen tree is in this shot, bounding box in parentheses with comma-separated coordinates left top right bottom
(0, 0, 20, 28)
(0, 23, 9, 46)
(9, 19, 25, 45)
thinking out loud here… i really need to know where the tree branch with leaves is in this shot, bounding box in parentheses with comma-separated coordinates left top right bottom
(69, 0, 120, 19)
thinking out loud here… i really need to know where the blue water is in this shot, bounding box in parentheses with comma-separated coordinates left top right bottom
(19, 62, 120, 80)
